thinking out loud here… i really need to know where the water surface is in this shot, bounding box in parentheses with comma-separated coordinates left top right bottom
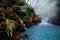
(23, 21, 60, 40)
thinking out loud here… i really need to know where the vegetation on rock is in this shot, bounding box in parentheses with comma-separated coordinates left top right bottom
(0, 0, 41, 40)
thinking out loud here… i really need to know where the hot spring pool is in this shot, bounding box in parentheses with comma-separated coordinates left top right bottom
(22, 21, 60, 40)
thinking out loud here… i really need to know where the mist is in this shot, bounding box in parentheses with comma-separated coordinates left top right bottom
(26, 0, 57, 22)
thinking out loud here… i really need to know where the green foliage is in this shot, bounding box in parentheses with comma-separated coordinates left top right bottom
(13, 3, 35, 20)
(0, 0, 40, 40)
(6, 19, 17, 37)
(15, 0, 26, 5)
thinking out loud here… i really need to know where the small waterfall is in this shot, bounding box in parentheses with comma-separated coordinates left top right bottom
(25, 0, 57, 23)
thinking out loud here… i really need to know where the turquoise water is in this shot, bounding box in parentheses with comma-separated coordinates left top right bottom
(22, 22, 60, 40)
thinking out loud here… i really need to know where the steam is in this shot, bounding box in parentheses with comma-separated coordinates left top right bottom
(26, 0, 57, 22)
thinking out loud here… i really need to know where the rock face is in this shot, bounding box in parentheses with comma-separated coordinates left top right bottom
(48, 0, 60, 26)
(0, 0, 41, 40)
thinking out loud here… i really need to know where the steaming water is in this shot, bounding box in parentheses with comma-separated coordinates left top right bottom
(26, 0, 57, 22)
(22, 1, 60, 40)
